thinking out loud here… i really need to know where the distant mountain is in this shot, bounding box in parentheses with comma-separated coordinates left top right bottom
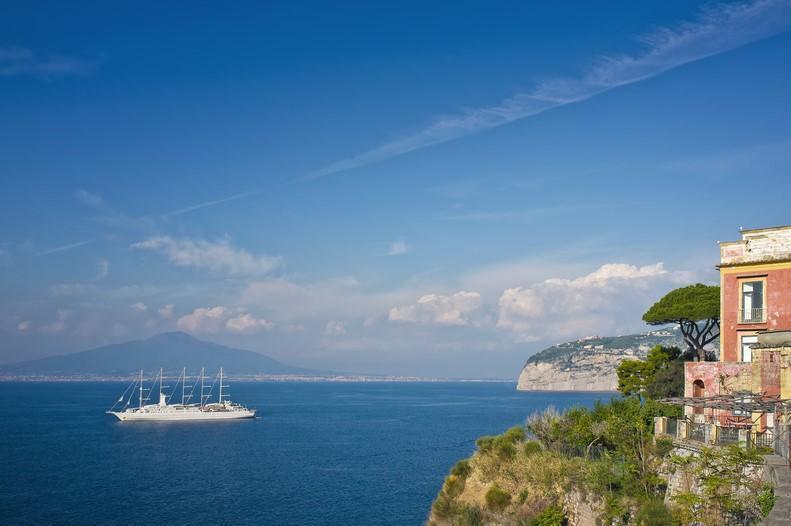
(517, 328, 686, 391)
(0, 332, 321, 377)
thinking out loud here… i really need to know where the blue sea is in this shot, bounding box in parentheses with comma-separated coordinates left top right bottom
(0, 382, 611, 525)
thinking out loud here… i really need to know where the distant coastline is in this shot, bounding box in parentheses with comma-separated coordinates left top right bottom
(0, 374, 515, 383)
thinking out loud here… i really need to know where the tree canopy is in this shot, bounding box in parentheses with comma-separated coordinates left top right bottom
(642, 284, 720, 324)
(617, 345, 685, 398)
(642, 284, 720, 361)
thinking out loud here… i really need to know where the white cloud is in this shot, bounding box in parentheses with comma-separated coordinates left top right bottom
(94, 259, 110, 280)
(324, 320, 347, 336)
(305, 0, 791, 179)
(130, 302, 147, 312)
(75, 189, 104, 207)
(496, 263, 674, 341)
(0, 46, 97, 78)
(17, 320, 32, 332)
(385, 238, 410, 256)
(224, 313, 274, 333)
(389, 291, 482, 326)
(177, 306, 273, 334)
(39, 309, 72, 334)
(131, 236, 280, 276)
(158, 304, 175, 319)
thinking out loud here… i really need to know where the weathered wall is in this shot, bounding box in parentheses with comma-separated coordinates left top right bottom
(720, 264, 791, 362)
(720, 227, 791, 266)
(685, 362, 752, 397)
(684, 362, 752, 421)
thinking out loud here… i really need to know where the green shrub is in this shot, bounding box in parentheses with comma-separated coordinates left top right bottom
(454, 504, 483, 526)
(529, 505, 565, 526)
(758, 484, 776, 517)
(476, 435, 495, 452)
(485, 484, 511, 512)
(494, 439, 517, 460)
(523, 440, 542, 457)
(451, 459, 472, 479)
(444, 474, 465, 498)
(502, 425, 526, 443)
(517, 488, 530, 504)
(634, 498, 672, 526)
(431, 492, 454, 519)
(654, 436, 674, 458)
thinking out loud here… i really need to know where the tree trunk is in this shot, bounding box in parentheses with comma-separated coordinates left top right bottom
(679, 318, 720, 361)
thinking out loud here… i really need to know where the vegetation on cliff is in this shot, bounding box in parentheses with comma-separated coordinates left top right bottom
(428, 397, 679, 525)
(428, 397, 773, 525)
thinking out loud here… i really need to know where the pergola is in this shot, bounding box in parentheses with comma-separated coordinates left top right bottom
(658, 392, 791, 414)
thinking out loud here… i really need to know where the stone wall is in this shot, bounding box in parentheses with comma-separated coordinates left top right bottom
(562, 490, 599, 526)
(720, 227, 791, 266)
(761, 455, 791, 526)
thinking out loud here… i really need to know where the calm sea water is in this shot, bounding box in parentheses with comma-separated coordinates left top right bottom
(0, 382, 611, 525)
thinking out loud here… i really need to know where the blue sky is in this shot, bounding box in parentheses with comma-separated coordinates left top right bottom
(2, 0, 791, 377)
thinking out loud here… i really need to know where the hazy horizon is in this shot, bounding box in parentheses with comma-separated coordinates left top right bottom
(2, 1, 791, 377)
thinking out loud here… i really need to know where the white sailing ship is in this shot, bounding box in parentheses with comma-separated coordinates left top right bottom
(107, 368, 256, 421)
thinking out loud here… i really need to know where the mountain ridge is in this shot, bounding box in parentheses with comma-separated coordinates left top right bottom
(0, 331, 322, 376)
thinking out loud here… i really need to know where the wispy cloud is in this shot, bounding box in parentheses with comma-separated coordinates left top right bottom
(443, 202, 631, 222)
(164, 191, 257, 218)
(0, 46, 98, 79)
(94, 259, 110, 280)
(385, 238, 411, 256)
(75, 189, 104, 207)
(36, 239, 93, 256)
(75, 189, 156, 232)
(131, 235, 281, 276)
(304, 0, 791, 180)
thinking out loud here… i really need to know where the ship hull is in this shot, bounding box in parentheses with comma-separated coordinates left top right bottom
(109, 409, 256, 421)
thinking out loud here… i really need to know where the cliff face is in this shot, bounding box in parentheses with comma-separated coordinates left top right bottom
(517, 329, 684, 392)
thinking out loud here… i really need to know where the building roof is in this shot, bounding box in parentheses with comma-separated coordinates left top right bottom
(719, 225, 791, 267)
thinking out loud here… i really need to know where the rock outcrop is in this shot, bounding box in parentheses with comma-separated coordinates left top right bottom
(517, 329, 684, 391)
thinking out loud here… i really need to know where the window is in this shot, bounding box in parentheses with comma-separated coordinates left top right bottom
(740, 335, 758, 362)
(740, 280, 765, 323)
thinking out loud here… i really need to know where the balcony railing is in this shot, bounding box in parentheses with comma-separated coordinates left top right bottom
(740, 307, 765, 323)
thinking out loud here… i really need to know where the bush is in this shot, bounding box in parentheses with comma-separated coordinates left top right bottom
(485, 484, 511, 512)
(634, 498, 672, 526)
(431, 492, 454, 519)
(517, 489, 530, 504)
(502, 425, 526, 443)
(454, 504, 483, 526)
(444, 474, 465, 498)
(493, 439, 517, 460)
(476, 435, 495, 452)
(758, 484, 776, 517)
(523, 440, 542, 457)
(654, 436, 674, 458)
(529, 505, 565, 526)
(451, 459, 472, 479)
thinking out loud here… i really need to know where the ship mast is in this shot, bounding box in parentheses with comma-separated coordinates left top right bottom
(139, 369, 143, 409)
(159, 368, 165, 406)
(200, 367, 206, 407)
(218, 367, 223, 405)
(181, 367, 186, 406)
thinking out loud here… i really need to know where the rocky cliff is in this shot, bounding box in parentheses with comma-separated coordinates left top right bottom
(517, 329, 684, 391)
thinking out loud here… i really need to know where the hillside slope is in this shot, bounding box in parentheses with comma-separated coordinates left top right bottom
(517, 329, 685, 391)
